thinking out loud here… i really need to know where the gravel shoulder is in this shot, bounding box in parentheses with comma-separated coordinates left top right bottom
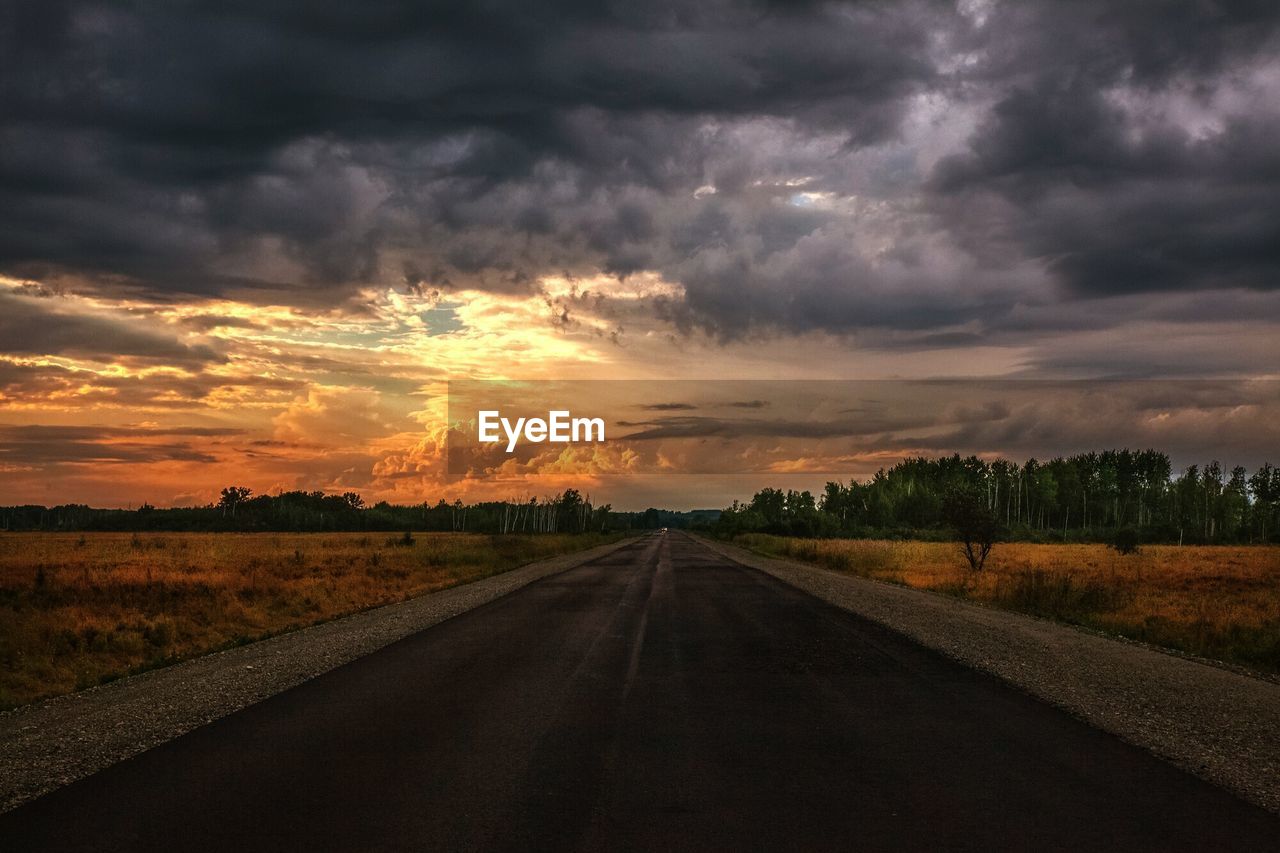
(0, 536, 637, 814)
(697, 535, 1280, 815)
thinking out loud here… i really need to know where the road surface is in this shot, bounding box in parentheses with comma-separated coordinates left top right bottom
(3, 532, 1277, 851)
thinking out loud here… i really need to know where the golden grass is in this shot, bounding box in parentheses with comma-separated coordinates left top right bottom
(737, 534, 1280, 673)
(0, 531, 624, 708)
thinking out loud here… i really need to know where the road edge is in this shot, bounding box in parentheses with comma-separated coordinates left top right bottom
(694, 533, 1280, 815)
(0, 534, 640, 814)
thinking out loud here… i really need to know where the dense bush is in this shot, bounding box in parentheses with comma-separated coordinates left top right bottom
(1112, 527, 1141, 555)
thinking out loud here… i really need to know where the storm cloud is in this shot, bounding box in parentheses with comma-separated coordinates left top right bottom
(0, 290, 224, 364)
(3, 0, 1279, 346)
(0, 424, 246, 465)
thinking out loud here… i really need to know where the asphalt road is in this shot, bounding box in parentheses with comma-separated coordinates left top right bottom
(3, 532, 1277, 852)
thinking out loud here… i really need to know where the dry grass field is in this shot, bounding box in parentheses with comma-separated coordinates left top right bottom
(0, 531, 623, 709)
(737, 534, 1280, 674)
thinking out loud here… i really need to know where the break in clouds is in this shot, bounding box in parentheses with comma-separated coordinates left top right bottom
(4, 0, 1280, 354)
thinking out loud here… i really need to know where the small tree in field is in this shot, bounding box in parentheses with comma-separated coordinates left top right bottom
(944, 487, 1002, 572)
(1112, 527, 1141, 555)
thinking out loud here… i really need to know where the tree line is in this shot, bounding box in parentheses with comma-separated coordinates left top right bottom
(715, 450, 1280, 544)
(0, 488, 703, 534)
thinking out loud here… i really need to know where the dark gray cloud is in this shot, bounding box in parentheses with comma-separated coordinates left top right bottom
(0, 424, 245, 464)
(931, 81, 1280, 299)
(0, 1, 937, 298)
(640, 402, 698, 411)
(0, 291, 223, 364)
(0, 425, 245, 440)
(3, 0, 1279, 350)
(927, 1, 1280, 306)
(616, 399, 1011, 441)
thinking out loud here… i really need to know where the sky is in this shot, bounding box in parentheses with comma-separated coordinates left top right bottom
(1, 1, 1278, 509)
